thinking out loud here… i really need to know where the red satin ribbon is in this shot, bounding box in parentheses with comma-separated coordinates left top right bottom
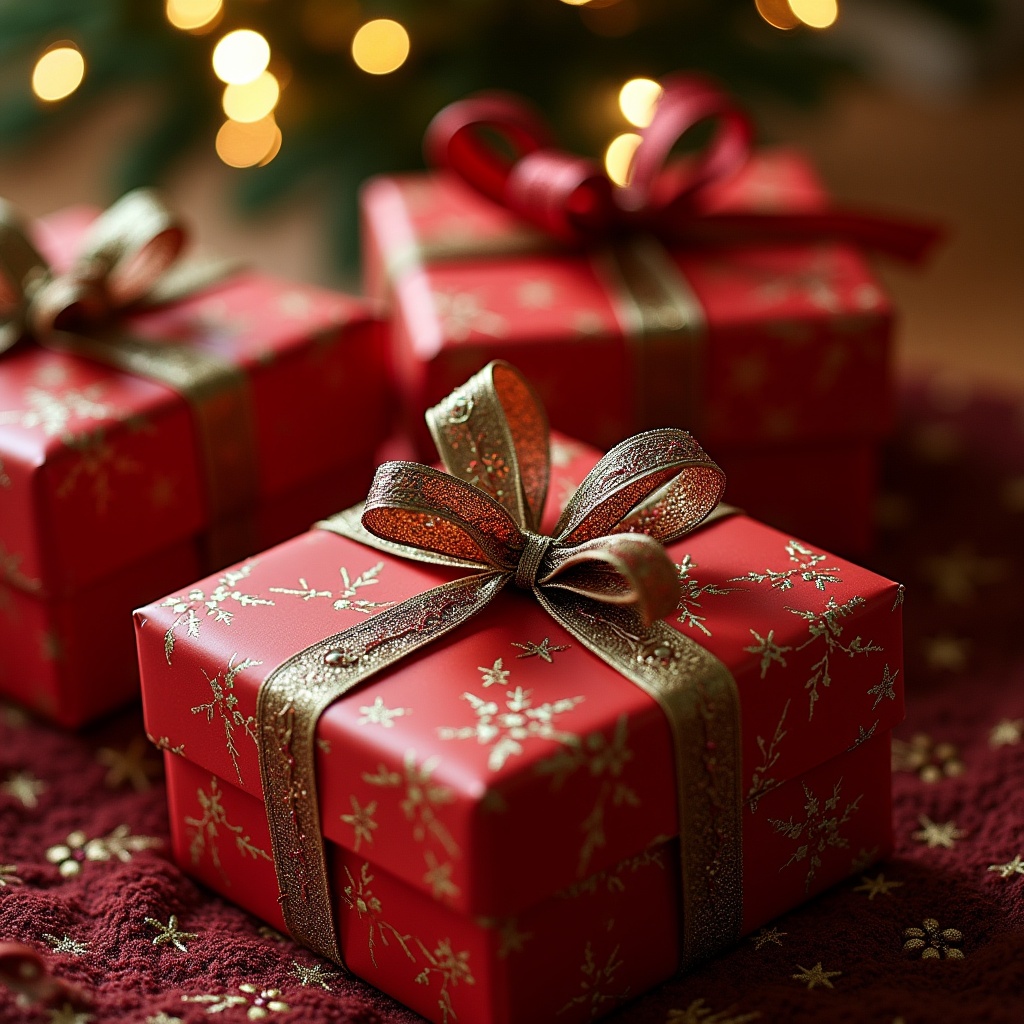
(425, 74, 941, 263)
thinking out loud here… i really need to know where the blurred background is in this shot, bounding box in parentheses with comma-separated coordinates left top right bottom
(0, 0, 1021, 388)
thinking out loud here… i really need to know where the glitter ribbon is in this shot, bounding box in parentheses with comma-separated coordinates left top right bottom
(0, 189, 258, 536)
(257, 360, 743, 969)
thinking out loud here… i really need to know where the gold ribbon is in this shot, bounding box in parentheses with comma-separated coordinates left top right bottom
(0, 190, 258, 536)
(257, 361, 742, 969)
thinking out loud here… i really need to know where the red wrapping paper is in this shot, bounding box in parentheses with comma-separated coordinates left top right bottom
(0, 206, 390, 726)
(139, 435, 905, 1023)
(362, 150, 893, 554)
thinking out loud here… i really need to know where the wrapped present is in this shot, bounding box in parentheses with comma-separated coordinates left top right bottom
(0, 191, 390, 726)
(362, 75, 939, 555)
(138, 362, 905, 1024)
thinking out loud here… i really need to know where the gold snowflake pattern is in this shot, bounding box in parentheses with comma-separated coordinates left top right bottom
(291, 961, 340, 990)
(751, 927, 786, 950)
(340, 861, 415, 969)
(0, 384, 109, 439)
(432, 289, 507, 341)
(667, 999, 762, 1023)
(867, 665, 899, 711)
(190, 654, 261, 785)
(363, 751, 459, 857)
(415, 937, 476, 1024)
(892, 734, 964, 783)
(987, 854, 1024, 880)
(185, 776, 270, 884)
(730, 540, 842, 593)
(183, 984, 290, 1019)
(161, 562, 273, 664)
(903, 918, 964, 959)
(511, 637, 570, 663)
(96, 735, 162, 791)
(0, 863, 24, 887)
(422, 850, 460, 902)
(673, 555, 741, 635)
(989, 718, 1023, 747)
(48, 1005, 94, 1024)
(357, 696, 410, 728)
(558, 937, 627, 1018)
(1, 769, 47, 808)
(847, 720, 879, 752)
(475, 917, 532, 959)
(54, 428, 139, 514)
(768, 778, 862, 892)
(340, 796, 378, 852)
(747, 699, 790, 813)
(437, 686, 584, 772)
(45, 826, 161, 876)
(478, 658, 510, 687)
(912, 815, 966, 850)
(42, 933, 89, 955)
(791, 962, 841, 990)
(853, 873, 904, 899)
(146, 915, 197, 952)
(744, 629, 790, 678)
(556, 839, 667, 900)
(269, 563, 393, 614)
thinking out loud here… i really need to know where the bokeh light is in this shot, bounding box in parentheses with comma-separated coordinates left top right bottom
(212, 29, 271, 85)
(619, 78, 662, 128)
(165, 0, 222, 32)
(754, 0, 800, 29)
(222, 71, 280, 123)
(31, 44, 85, 102)
(215, 115, 280, 167)
(789, 0, 839, 29)
(351, 19, 410, 75)
(604, 132, 642, 187)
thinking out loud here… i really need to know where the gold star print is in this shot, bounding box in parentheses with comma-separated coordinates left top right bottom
(990, 719, 1023, 747)
(48, 1006, 94, 1024)
(987, 854, 1024, 880)
(146, 914, 197, 952)
(751, 927, 786, 950)
(791, 962, 841, 990)
(340, 796, 378, 852)
(912, 815, 966, 849)
(479, 658, 510, 687)
(920, 544, 1007, 605)
(96, 736, 162, 791)
(511, 637, 570, 663)
(291, 961, 340, 990)
(1, 769, 47, 808)
(923, 635, 970, 672)
(853, 873, 904, 899)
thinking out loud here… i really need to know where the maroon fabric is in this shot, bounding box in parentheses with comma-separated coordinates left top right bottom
(2, 377, 1022, 1024)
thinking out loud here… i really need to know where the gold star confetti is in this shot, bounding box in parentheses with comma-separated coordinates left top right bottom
(146, 914, 197, 952)
(903, 918, 964, 959)
(340, 796, 378, 852)
(791, 962, 841, 990)
(96, 735, 162, 791)
(853, 873, 904, 900)
(48, 1005, 94, 1024)
(511, 637, 570, 663)
(920, 543, 1007, 605)
(291, 961, 340, 990)
(42, 933, 89, 955)
(479, 658, 510, 687)
(912, 815, 966, 849)
(987, 854, 1024, 880)
(1, 769, 47, 808)
(0, 864, 24, 886)
(989, 719, 1023, 747)
(923, 635, 970, 672)
(751, 926, 786, 950)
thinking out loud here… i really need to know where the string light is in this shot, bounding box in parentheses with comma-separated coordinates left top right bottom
(788, 0, 839, 29)
(754, 0, 800, 29)
(212, 29, 270, 85)
(351, 19, 410, 75)
(215, 115, 280, 167)
(618, 78, 662, 128)
(31, 43, 85, 102)
(604, 132, 641, 187)
(222, 71, 280, 123)
(165, 0, 222, 32)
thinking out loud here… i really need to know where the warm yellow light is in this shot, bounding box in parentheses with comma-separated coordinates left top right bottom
(351, 19, 410, 75)
(31, 44, 85, 102)
(212, 29, 270, 85)
(222, 71, 280, 123)
(559, 0, 592, 5)
(754, 0, 800, 30)
(604, 132, 642, 187)
(215, 115, 279, 167)
(258, 124, 283, 167)
(165, 0, 222, 32)
(619, 78, 662, 128)
(788, 0, 839, 29)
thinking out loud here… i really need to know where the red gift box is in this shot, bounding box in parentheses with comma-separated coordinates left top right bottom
(0, 194, 390, 726)
(362, 80, 937, 556)
(138, 370, 904, 1024)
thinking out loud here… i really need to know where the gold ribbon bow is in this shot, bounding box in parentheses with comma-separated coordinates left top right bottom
(258, 361, 743, 970)
(0, 190, 257, 536)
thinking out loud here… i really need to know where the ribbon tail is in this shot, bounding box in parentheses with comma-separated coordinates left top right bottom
(256, 570, 509, 963)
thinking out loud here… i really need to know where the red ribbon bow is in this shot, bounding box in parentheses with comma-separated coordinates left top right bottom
(425, 73, 941, 263)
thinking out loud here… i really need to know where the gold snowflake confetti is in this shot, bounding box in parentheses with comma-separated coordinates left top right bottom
(0, 863, 24, 887)
(989, 719, 1023, 747)
(478, 658, 510, 687)
(291, 961, 340, 990)
(357, 696, 409, 728)
(1, 769, 47, 808)
(987, 854, 1024, 880)
(892, 734, 964, 783)
(183, 984, 290, 1019)
(903, 918, 964, 959)
(146, 914, 197, 952)
(340, 796, 378, 852)
(511, 637, 570, 663)
(853, 873, 904, 900)
(912, 815, 966, 850)
(791, 962, 841, 990)
(45, 826, 161, 876)
(667, 998, 761, 1024)
(42, 933, 89, 955)
(751, 927, 786, 950)
(96, 735, 162, 791)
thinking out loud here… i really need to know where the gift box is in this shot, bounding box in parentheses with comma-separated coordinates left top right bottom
(0, 192, 390, 726)
(362, 77, 938, 555)
(138, 362, 905, 1024)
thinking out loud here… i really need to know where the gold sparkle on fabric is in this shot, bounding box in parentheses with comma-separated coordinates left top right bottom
(45, 826, 161, 876)
(190, 654, 261, 785)
(791, 962, 841, 990)
(97, 736, 162, 791)
(730, 539, 842, 593)
(747, 699, 790, 813)
(668, 998, 761, 1023)
(340, 795, 378, 852)
(183, 984, 290, 1018)
(340, 862, 415, 969)
(414, 938, 476, 1024)
(853, 873, 903, 899)
(270, 563, 393, 615)
(987, 854, 1024, 880)
(558, 936, 626, 1017)
(146, 914, 197, 952)
(912, 815, 966, 849)
(291, 961, 340, 990)
(511, 637, 570, 662)
(867, 665, 899, 711)
(357, 696, 409, 728)
(989, 719, 1023, 747)
(920, 543, 1007, 605)
(42, 933, 89, 955)
(675, 554, 740, 635)
(184, 776, 270, 884)
(2, 769, 47, 808)
(478, 658, 510, 687)
(0, 863, 24, 887)
(903, 918, 964, 959)
(892, 734, 964, 783)
(751, 927, 786, 950)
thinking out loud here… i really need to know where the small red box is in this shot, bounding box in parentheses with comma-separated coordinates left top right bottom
(0, 204, 390, 726)
(138, 436, 905, 1024)
(362, 151, 894, 555)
